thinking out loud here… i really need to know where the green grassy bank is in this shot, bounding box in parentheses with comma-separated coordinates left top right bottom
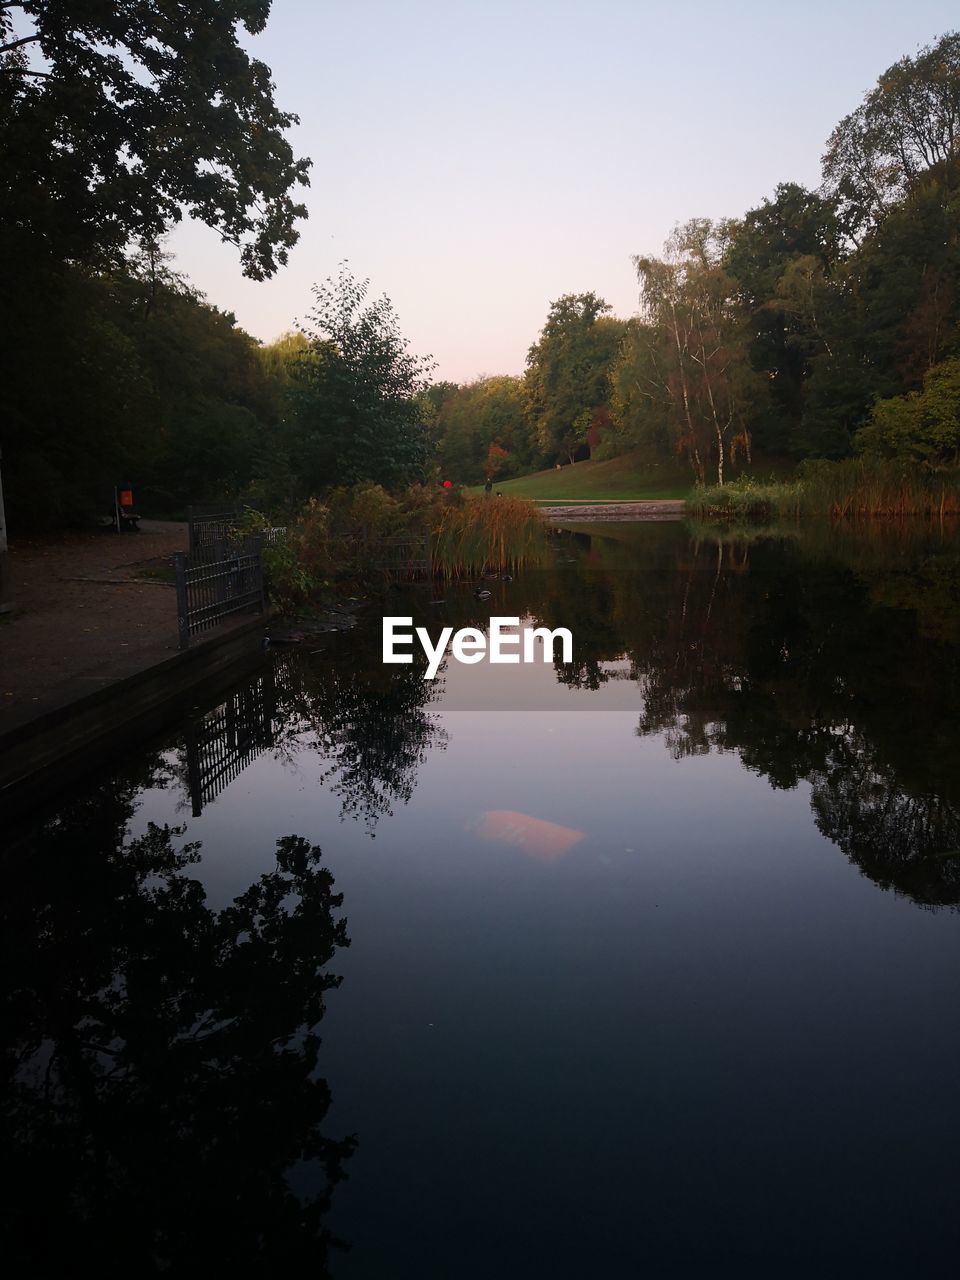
(468, 453, 692, 502)
(470, 451, 798, 504)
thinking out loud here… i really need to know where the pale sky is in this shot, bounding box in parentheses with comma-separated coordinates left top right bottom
(166, 0, 960, 383)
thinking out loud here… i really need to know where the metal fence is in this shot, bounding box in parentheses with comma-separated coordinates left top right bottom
(371, 532, 431, 579)
(174, 538, 265, 649)
(187, 506, 242, 556)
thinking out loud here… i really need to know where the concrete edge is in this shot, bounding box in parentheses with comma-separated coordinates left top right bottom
(0, 614, 269, 822)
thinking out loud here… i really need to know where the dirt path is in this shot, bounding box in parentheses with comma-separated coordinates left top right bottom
(0, 521, 190, 726)
(538, 501, 686, 522)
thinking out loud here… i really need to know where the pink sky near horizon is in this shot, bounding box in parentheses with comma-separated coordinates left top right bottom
(165, 0, 960, 384)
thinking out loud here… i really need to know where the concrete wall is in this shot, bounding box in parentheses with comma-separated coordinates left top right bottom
(0, 617, 268, 824)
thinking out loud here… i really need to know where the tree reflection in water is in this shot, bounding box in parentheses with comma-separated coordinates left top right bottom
(268, 630, 448, 832)
(1, 769, 354, 1274)
(175, 523, 960, 901)
(532, 523, 960, 906)
(169, 620, 449, 831)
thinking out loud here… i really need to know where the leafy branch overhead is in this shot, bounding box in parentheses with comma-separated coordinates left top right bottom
(822, 32, 960, 244)
(0, 0, 310, 276)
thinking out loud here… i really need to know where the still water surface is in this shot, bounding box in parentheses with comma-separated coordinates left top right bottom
(5, 522, 960, 1275)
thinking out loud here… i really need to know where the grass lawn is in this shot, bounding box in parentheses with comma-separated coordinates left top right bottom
(466, 452, 693, 502)
(465, 451, 798, 503)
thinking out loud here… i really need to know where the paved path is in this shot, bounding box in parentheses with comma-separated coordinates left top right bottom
(0, 521, 191, 727)
(538, 500, 686, 522)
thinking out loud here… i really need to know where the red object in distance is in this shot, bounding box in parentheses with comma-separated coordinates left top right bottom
(442, 480, 452, 488)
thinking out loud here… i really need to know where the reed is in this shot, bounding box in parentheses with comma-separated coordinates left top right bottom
(796, 459, 960, 519)
(432, 496, 546, 577)
(687, 461, 960, 523)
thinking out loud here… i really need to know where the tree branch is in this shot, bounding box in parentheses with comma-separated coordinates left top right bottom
(0, 33, 39, 54)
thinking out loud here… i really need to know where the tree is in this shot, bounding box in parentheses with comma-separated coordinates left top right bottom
(610, 318, 675, 457)
(430, 376, 531, 483)
(292, 266, 434, 493)
(524, 294, 625, 464)
(822, 32, 960, 245)
(1, 251, 280, 525)
(0, 0, 310, 277)
(632, 221, 761, 485)
(722, 183, 842, 453)
(790, 170, 960, 459)
(856, 355, 960, 464)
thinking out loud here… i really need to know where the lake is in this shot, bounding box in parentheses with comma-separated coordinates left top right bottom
(5, 521, 960, 1275)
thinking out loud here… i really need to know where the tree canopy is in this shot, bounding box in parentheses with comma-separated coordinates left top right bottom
(0, 0, 310, 276)
(291, 266, 435, 493)
(822, 32, 960, 243)
(7, 24, 960, 523)
(523, 293, 625, 465)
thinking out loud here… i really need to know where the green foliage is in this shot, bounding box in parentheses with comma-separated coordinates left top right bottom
(723, 184, 841, 453)
(245, 482, 451, 611)
(524, 294, 625, 465)
(428, 375, 531, 483)
(240, 499, 339, 612)
(1, 253, 277, 526)
(291, 266, 434, 493)
(686, 477, 804, 523)
(248, 481, 544, 608)
(856, 359, 960, 465)
(9, 24, 960, 531)
(822, 32, 960, 243)
(0, 1, 310, 278)
(609, 319, 675, 457)
(631, 221, 763, 485)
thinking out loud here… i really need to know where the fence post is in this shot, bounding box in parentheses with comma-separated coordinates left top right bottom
(174, 552, 190, 650)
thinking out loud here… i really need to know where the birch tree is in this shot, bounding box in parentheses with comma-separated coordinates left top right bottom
(631, 221, 759, 485)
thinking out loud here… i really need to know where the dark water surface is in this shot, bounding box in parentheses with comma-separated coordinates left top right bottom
(5, 522, 960, 1275)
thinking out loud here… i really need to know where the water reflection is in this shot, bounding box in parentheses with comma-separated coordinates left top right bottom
(177, 639, 447, 831)
(1, 771, 353, 1273)
(539, 522, 960, 905)
(4, 520, 960, 1272)
(183, 666, 279, 815)
(177, 521, 960, 902)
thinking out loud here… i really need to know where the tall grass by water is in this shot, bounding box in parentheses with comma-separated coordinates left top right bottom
(432, 496, 546, 577)
(687, 461, 960, 523)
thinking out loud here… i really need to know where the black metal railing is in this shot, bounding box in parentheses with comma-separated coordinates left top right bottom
(174, 538, 265, 649)
(187, 506, 242, 556)
(371, 532, 431, 579)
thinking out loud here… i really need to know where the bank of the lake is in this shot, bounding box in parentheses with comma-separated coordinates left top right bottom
(685, 460, 960, 523)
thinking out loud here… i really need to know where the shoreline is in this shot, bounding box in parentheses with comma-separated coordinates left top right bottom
(538, 500, 685, 522)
